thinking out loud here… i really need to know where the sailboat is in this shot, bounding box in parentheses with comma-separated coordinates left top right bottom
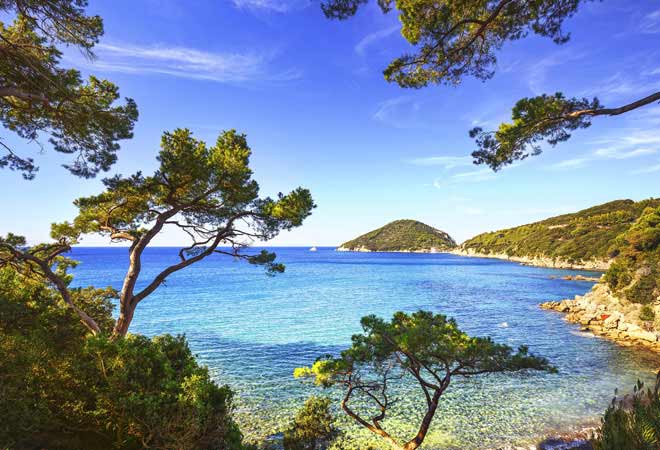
(309, 246, 317, 252)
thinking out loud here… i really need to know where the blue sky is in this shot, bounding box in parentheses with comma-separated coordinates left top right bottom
(1, 0, 660, 246)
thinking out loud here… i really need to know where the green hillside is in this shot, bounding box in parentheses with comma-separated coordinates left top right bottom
(604, 205, 660, 304)
(338, 220, 456, 252)
(461, 199, 660, 265)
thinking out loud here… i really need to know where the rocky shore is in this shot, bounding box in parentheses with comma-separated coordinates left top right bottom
(541, 282, 660, 352)
(451, 248, 611, 271)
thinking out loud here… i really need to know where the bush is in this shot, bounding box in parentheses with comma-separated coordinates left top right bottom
(639, 305, 656, 322)
(604, 206, 660, 304)
(592, 373, 660, 450)
(283, 396, 339, 450)
(0, 267, 245, 450)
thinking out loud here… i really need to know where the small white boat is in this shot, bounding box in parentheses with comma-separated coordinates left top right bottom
(309, 246, 317, 252)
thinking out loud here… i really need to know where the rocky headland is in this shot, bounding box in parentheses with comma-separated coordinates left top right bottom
(541, 282, 660, 352)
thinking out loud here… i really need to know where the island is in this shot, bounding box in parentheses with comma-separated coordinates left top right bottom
(337, 219, 456, 252)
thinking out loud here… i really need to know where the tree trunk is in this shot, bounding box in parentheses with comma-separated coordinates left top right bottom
(402, 389, 443, 450)
(112, 302, 135, 337)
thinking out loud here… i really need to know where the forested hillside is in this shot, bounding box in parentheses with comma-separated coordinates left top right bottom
(461, 199, 660, 265)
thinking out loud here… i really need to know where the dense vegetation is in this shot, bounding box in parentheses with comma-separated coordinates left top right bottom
(592, 373, 660, 450)
(282, 396, 339, 450)
(0, 0, 138, 179)
(339, 219, 456, 252)
(604, 205, 660, 305)
(0, 267, 246, 450)
(461, 199, 660, 265)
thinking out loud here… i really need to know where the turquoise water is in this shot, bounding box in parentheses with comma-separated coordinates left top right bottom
(70, 247, 659, 449)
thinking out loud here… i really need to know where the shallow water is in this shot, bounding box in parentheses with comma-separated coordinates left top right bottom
(70, 247, 659, 449)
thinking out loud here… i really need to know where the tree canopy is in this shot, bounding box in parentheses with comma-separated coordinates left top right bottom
(321, 0, 660, 169)
(0, 266, 245, 450)
(0, 128, 315, 337)
(295, 310, 553, 450)
(0, 0, 138, 179)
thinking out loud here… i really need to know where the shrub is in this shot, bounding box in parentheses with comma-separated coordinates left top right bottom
(0, 267, 245, 450)
(639, 305, 656, 322)
(283, 396, 339, 450)
(592, 373, 660, 450)
(604, 206, 660, 304)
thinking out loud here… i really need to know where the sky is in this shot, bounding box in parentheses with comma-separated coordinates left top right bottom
(1, 0, 659, 246)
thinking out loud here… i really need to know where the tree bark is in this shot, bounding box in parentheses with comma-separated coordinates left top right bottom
(402, 389, 443, 450)
(567, 91, 660, 118)
(0, 86, 48, 103)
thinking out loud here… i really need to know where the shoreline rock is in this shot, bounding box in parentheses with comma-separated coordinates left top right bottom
(336, 246, 447, 253)
(451, 248, 611, 271)
(540, 282, 660, 352)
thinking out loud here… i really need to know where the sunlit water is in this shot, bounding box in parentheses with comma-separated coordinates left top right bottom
(70, 247, 659, 449)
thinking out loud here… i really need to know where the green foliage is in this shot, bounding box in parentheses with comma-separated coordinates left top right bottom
(60, 128, 314, 253)
(0, 1, 138, 179)
(0, 128, 314, 337)
(340, 219, 456, 252)
(283, 396, 339, 450)
(0, 267, 245, 450)
(462, 199, 660, 265)
(321, 0, 584, 89)
(604, 206, 660, 304)
(639, 305, 655, 322)
(592, 374, 660, 450)
(471, 93, 600, 170)
(296, 310, 553, 449)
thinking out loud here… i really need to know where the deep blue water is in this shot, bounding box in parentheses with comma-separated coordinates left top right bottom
(70, 247, 659, 449)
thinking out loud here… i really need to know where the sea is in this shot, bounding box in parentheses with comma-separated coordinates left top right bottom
(69, 247, 659, 449)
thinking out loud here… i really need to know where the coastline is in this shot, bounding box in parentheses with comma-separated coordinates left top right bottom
(336, 246, 450, 253)
(541, 283, 660, 353)
(449, 248, 611, 271)
(336, 246, 611, 271)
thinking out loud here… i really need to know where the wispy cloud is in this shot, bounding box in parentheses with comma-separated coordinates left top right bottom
(373, 96, 427, 128)
(581, 71, 660, 101)
(407, 156, 473, 169)
(641, 9, 660, 34)
(631, 163, 660, 174)
(548, 157, 590, 170)
(548, 129, 660, 170)
(526, 48, 588, 94)
(74, 43, 301, 84)
(593, 146, 657, 159)
(231, 0, 309, 12)
(434, 168, 498, 186)
(355, 25, 399, 56)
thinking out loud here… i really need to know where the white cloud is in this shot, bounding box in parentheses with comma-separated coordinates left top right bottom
(407, 156, 473, 169)
(526, 48, 588, 94)
(641, 9, 660, 34)
(373, 96, 426, 128)
(549, 129, 660, 170)
(548, 157, 590, 170)
(355, 25, 399, 56)
(434, 168, 498, 186)
(631, 163, 660, 175)
(76, 43, 301, 84)
(593, 147, 657, 159)
(582, 72, 660, 101)
(231, 0, 309, 12)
